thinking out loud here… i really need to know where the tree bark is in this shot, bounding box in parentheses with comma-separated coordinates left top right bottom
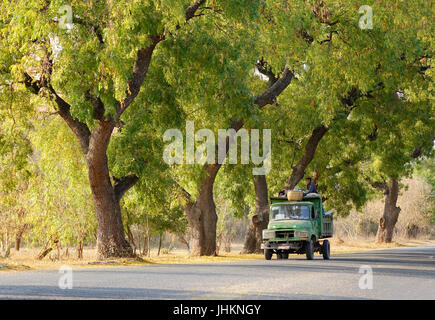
(14, 208, 28, 251)
(14, 224, 28, 251)
(376, 178, 401, 243)
(76, 240, 84, 259)
(242, 175, 269, 253)
(86, 122, 135, 259)
(185, 168, 218, 256)
(284, 125, 328, 190)
(14, 233, 22, 251)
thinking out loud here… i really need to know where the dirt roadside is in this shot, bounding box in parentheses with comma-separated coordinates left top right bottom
(1, 238, 434, 272)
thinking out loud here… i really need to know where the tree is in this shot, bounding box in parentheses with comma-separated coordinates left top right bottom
(246, 0, 434, 249)
(242, 174, 269, 253)
(0, 0, 237, 258)
(170, 0, 346, 255)
(0, 83, 34, 255)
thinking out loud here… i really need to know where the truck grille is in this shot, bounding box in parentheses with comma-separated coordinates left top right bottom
(275, 231, 294, 239)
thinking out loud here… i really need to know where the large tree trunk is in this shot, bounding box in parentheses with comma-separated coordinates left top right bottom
(76, 239, 84, 259)
(14, 207, 28, 251)
(376, 178, 401, 243)
(242, 175, 269, 253)
(14, 232, 22, 251)
(86, 122, 136, 259)
(285, 125, 328, 190)
(183, 121, 243, 257)
(14, 223, 28, 251)
(185, 171, 218, 256)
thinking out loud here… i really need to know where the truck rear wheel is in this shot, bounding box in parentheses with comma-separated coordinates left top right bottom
(322, 240, 330, 260)
(265, 249, 273, 260)
(305, 239, 314, 260)
(277, 252, 288, 259)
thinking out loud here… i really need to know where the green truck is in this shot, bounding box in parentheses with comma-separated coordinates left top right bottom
(261, 193, 333, 260)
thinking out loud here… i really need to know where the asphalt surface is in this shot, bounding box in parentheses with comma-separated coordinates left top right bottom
(0, 245, 434, 299)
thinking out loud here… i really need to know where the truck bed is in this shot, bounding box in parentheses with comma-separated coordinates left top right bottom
(321, 213, 333, 238)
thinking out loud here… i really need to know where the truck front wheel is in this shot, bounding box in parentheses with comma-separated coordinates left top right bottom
(265, 249, 273, 260)
(305, 239, 314, 260)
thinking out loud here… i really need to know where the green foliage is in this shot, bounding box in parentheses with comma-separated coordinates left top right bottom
(26, 117, 96, 247)
(415, 155, 435, 191)
(415, 155, 435, 223)
(122, 187, 187, 238)
(0, 86, 34, 247)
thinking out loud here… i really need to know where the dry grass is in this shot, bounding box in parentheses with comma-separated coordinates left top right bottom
(2, 238, 434, 272)
(329, 237, 435, 254)
(0, 247, 263, 272)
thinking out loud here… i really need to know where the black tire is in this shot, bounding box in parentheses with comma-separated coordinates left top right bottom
(265, 249, 273, 260)
(322, 240, 330, 260)
(305, 239, 314, 260)
(281, 252, 289, 259)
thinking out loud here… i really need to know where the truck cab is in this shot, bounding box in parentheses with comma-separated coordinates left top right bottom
(261, 193, 333, 260)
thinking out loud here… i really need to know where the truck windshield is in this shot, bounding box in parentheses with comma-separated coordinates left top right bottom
(270, 204, 310, 220)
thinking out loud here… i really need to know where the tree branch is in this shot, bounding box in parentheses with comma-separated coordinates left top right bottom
(254, 67, 294, 108)
(364, 176, 389, 195)
(284, 124, 328, 190)
(185, 0, 207, 21)
(113, 174, 139, 202)
(117, 0, 206, 119)
(23, 73, 91, 154)
(85, 90, 106, 121)
(256, 58, 278, 86)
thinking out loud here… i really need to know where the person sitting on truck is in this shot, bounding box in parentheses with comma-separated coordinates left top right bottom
(304, 177, 318, 195)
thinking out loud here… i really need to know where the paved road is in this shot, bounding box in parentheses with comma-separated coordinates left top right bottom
(1, 246, 434, 299)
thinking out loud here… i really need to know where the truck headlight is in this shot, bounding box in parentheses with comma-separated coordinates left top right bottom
(295, 231, 309, 238)
(262, 230, 275, 239)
